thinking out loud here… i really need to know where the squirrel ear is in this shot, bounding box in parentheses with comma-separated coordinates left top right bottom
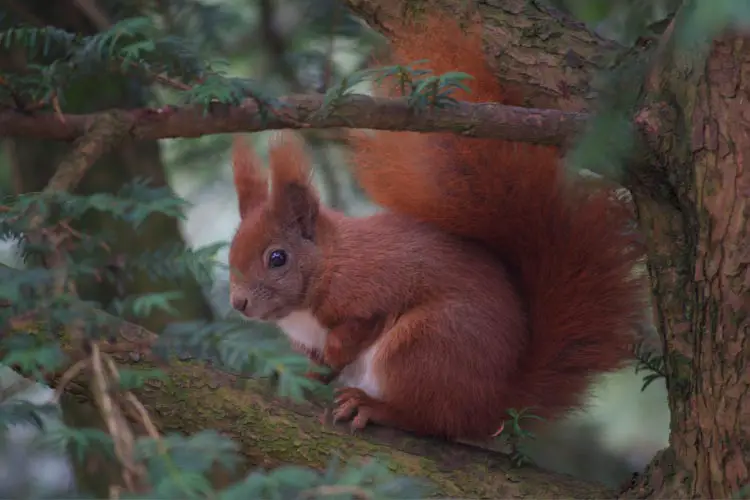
(232, 135, 268, 217)
(268, 132, 319, 240)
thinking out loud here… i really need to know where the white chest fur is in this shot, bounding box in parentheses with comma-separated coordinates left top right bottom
(275, 310, 383, 399)
(337, 338, 383, 399)
(276, 310, 327, 353)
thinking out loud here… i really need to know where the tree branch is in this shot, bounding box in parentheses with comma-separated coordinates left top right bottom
(25, 110, 131, 305)
(43, 110, 133, 192)
(0, 255, 614, 496)
(29, 299, 613, 498)
(340, 0, 670, 199)
(0, 94, 585, 146)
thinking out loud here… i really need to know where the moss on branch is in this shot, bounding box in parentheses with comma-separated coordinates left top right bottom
(24, 302, 614, 498)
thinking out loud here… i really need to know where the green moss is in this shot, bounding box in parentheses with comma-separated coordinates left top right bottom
(43, 345, 612, 499)
(143, 366, 471, 494)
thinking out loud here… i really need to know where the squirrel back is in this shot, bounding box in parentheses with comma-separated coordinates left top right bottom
(347, 13, 645, 418)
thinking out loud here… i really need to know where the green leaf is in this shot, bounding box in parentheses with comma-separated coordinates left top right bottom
(131, 291, 184, 317)
(268, 465, 320, 488)
(1, 343, 66, 379)
(218, 471, 269, 500)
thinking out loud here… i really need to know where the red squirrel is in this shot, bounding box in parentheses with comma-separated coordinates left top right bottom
(228, 14, 645, 440)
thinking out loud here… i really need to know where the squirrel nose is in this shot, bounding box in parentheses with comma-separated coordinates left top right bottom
(231, 295, 249, 312)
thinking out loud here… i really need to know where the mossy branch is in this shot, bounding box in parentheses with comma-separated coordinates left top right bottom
(57, 316, 612, 499)
(0, 260, 611, 498)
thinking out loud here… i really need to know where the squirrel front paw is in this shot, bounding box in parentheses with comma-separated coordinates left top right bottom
(332, 387, 376, 433)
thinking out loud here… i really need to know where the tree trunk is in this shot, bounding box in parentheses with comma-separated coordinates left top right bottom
(624, 33, 750, 498)
(5, 1, 214, 333)
(344, 0, 750, 497)
(345, 0, 617, 112)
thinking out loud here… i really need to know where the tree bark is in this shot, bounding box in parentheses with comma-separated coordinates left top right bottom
(345, 0, 620, 112)
(4, 0, 748, 496)
(0, 95, 585, 146)
(623, 33, 750, 499)
(343, 0, 750, 498)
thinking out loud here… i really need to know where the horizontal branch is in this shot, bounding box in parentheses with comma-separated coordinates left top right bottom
(0, 260, 611, 497)
(0, 94, 587, 146)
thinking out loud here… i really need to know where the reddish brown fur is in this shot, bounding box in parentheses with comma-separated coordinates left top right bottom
(229, 133, 337, 322)
(228, 14, 644, 440)
(232, 135, 267, 215)
(345, 15, 644, 426)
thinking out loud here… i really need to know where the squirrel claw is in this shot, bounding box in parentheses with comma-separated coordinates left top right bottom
(332, 398, 357, 423)
(331, 387, 372, 431)
(350, 407, 372, 432)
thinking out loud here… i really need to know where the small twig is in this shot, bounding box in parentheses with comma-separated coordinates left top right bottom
(22, 109, 133, 295)
(119, 60, 192, 92)
(123, 392, 161, 439)
(51, 95, 65, 123)
(53, 358, 90, 401)
(58, 220, 86, 241)
(45, 110, 133, 193)
(90, 343, 144, 493)
(101, 353, 161, 439)
(101, 351, 216, 500)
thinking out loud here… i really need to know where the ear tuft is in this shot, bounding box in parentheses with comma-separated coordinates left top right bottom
(268, 132, 320, 240)
(232, 135, 268, 217)
(268, 131, 314, 188)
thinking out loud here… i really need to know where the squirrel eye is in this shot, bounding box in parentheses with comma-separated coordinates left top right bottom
(267, 249, 288, 269)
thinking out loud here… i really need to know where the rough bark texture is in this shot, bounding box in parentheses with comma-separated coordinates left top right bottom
(0, 95, 586, 146)
(343, 0, 750, 498)
(623, 34, 750, 499)
(345, 0, 619, 112)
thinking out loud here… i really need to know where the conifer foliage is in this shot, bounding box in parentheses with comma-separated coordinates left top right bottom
(3, 0, 750, 497)
(0, 0, 432, 497)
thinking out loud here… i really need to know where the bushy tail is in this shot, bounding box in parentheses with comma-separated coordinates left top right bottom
(348, 14, 645, 419)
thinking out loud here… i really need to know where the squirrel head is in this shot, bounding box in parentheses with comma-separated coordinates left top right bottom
(228, 132, 330, 321)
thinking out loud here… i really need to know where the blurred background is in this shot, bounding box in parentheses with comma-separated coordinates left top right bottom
(0, 0, 674, 496)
